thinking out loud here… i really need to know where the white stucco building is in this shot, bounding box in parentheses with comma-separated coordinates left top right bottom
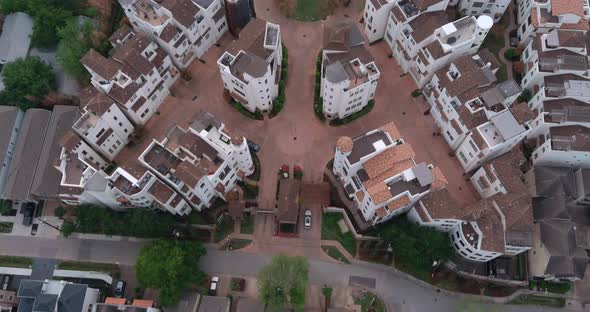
(332, 122, 448, 226)
(451, 0, 511, 22)
(73, 89, 134, 161)
(119, 0, 228, 68)
(217, 18, 282, 113)
(81, 27, 179, 126)
(408, 147, 533, 262)
(321, 21, 380, 120)
(425, 53, 532, 172)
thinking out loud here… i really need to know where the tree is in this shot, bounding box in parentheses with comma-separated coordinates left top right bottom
(0, 200, 11, 216)
(61, 222, 76, 237)
(0, 57, 55, 109)
(322, 285, 333, 312)
(258, 254, 309, 311)
(57, 19, 96, 80)
(136, 240, 206, 307)
(54, 206, 66, 219)
(31, 4, 72, 47)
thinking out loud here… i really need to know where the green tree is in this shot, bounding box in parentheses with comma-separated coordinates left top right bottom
(377, 217, 454, 276)
(0, 57, 55, 110)
(54, 206, 66, 219)
(258, 254, 309, 311)
(57, 19, 96, 80)
(31, 4, 72, 47)
(136, 240, 206, 306)
(61, 222, 76, 237)
(322, 285, 333, 312)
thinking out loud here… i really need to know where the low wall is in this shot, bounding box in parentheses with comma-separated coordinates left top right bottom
(54, 269, 113, 284)
(0, 267, 32, 276)
(445, 263, 528, 287)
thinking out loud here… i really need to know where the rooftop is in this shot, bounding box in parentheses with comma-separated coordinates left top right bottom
(549, 125, 590, 152)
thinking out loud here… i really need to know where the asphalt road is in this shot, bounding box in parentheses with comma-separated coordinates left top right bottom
(0, 236, 575, 312)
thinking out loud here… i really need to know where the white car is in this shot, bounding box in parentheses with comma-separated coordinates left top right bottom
(304, 210, 312, 229)
(209, 276, 219, 295)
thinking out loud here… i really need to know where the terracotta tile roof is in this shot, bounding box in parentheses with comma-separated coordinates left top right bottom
(375, 207, 387, 218)
(456, 105, 488, 130)
(509, 102, 536, 124)
(531, 8, 539, 27)
(436, 55, 494, 99)
(408, 11, 448, 43)
(85, 93, 114, 116)
(160, 0, 200, 28)
(337, 136, 354, 152)
(81, 49, 119, 79)
(559, 18, 590, 30)
(557, 30, 586, 47)
(149, 180, 175, 204)
(477, 49, 500, 70)
(431, 167, 447, 190)
(105, 298, 126, 305)
(159, 23, 179, 43)
(356, 190, 365, 202)
(413, 0, 444, 10)
(425, 40, 449, 60)
(471, 129, 488, 150)
(451, 119, 463, 134)
(109, 25, 133, 44)
(388, 194, 410, 210)
(131, 299, 154, 308)
(379, 122, 401, 139)
(79, 86, 99, 107)
(419, 188, 461, 220)
(490, 147, 527, 194)
(466, 199, 506, 253)
(362, 144, 416, 178)
(552, 0, 584, 17)
(391, 5, 406, 23)
(365, 159, 416, 204)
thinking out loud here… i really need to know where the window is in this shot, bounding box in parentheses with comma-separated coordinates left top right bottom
(458, 151, 468, 163)
(473, 2, 484, 8)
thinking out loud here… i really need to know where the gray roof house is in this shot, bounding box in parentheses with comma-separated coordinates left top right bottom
(0, 106, 23, 197)
(197, 296, 230, 312)
(0, 12, 33, 64)
(16, 280, 99, 312)
(2, 109, 51, 201)
(30, 106, 80, 199)
(530, 165, 590, 281)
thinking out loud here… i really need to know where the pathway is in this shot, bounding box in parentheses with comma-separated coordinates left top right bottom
(498, 2, 518, 80)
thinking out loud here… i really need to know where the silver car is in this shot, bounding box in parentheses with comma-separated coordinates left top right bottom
(304, 210, 312, 229)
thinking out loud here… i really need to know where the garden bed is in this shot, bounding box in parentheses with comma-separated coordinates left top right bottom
(353, 291, 385, 312)
(329, 100, 375, 126)
(313, 50, 325, 120)
(0, 222, 14, 233)
(269, 43, 288, 118)
(247, 152, 261, 181)
(0, 256, 32, 268)
(321, 246, 350, 264)
(230, 100, 263, 120)
(230, 277, 246, 291)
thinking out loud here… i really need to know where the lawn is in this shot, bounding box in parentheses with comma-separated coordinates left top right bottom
(240, 214, 255, 234)
(0, 222, 13, 233)
(0, 256, 33, 268)
(187, 212, 209, 225)
(295, 0, 321, 21)
(481, 31, 505, 56)
(214, 215, 234, 243)
(511, 295, 566, 308)
(321, 213, 357, 256)
(322, 245, 350, 264)
(58, 261, 120, 276)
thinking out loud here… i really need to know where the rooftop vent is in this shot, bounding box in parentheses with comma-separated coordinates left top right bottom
(446, 36, 457, 44)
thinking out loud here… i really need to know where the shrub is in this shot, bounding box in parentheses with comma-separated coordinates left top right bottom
(411, 89, 422, 97)
(517, 89, 533, 103)
(329, 99, 375, 126)
(313, 49, 325, 121)
(54, 206, 66, 218)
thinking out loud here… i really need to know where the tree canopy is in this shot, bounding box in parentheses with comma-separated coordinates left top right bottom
(56, 19, 98, 80)
(1, 0, 87, 48)
(258, 254, 309, 311)
(136, 240, 206, 307)
(376, 217, 454, 273)
(0, 57, 55, 110)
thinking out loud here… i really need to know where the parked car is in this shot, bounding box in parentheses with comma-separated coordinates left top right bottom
(209, 276, 219, 295)
(247, 140, 260, 153)
(115, 280, 126, 297)
(304, 210, 312, 229)
(30, 224, 38, 236)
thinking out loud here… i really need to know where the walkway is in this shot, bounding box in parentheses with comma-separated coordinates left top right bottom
(498, 2, 518, 80)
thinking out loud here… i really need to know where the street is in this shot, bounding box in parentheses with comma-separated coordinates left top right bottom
(0, 235, 575, 312)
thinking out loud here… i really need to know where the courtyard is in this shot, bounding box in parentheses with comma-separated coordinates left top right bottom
(113, 0, 479, 254)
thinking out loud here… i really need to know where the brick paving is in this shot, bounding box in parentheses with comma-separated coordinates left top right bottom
(114, 0, 479, 252)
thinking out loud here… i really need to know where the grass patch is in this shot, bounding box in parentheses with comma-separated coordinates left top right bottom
(0, 222, 13, 233)
(322, 246, 350, 264)
(187, 212, 209, 225)
(511, 295, 566, 308)
(321, 213, 356, 256)
(240, 214, 255, 234)
(530, 280, 571, 294)
(0, 256, 32, 268)
(496, 64, 508, 82)
(221, 239, 252, 250)
(354, 291, 385, 312)
(230, 100, 263, 120)
(295, 0, 321, 21)
(214, 215, 234, 243)
(58, 261, 120, 275)
(480, 31, 505, 56)
(238, 181, 259, 199)
(329, 100, 375, 126)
